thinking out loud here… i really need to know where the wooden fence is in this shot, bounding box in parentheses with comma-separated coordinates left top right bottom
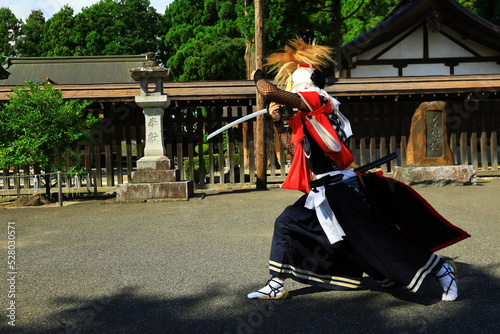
(1, 98, 499, 197)
(0, 170, 98, 203)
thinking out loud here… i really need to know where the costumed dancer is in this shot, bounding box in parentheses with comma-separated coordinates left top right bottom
(247, 37, 470, 302)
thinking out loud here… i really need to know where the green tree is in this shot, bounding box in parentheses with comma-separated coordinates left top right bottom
(16, 10, 46, 57)
(458, 0, 500, 26)
(162, 0, 398, 81)
(0, 81, 99, 196)
(3, 0, 497, 80)
(340, 0, 399, 44)
(39, 5, 76, 56)
(0, 7, 21, 64)
(164, 0, 246, 81)
(74, 0, 165, 57)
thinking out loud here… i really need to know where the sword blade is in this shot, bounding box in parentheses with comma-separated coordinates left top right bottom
(207, 108, 267, 140)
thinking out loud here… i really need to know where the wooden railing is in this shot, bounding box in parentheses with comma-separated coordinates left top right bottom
(0, 170, 98, 203)
(1, 102, 499, 196)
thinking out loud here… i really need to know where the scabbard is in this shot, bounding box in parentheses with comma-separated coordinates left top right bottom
(308, 152, 398, 192)
(354, 152, 398, 173)
(308, 174, 344, 191)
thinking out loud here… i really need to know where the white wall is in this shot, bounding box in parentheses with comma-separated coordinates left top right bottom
(347, 24, 500, 77)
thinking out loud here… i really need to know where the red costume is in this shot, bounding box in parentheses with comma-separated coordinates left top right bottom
(247, 37, 469, 301)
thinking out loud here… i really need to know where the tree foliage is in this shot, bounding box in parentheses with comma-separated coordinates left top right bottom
(73, 0, 165, 57)
(0, 81, 99, 174)
(16, 10, 45, 57)
(341, 0, 400, 43)
(0, 0, 499, 79)
(39, 5, 77, 57)
(0, 7, 21, 65)
(162, 0, 400, 81)
(458, 0, 500, 26)
(163, 0, 246, 80)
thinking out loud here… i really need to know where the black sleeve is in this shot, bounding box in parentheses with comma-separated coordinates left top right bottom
(253, 69, 266, 83)
(254, 76, 303, 109)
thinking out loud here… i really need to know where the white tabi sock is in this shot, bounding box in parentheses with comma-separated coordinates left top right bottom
(247, 278, 289, 300)
(436, 261, 458, 301)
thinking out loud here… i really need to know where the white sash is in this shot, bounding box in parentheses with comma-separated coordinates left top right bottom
(305, 170, 356, 244)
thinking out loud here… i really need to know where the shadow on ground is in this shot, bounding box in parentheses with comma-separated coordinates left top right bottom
(4, 262, 499, 334)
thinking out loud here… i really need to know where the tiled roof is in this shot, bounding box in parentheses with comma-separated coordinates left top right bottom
(0, 55, 148, 86)
(341, 0, 500, 62)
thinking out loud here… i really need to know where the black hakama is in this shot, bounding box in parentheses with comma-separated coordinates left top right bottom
(268, 172, 470, 294)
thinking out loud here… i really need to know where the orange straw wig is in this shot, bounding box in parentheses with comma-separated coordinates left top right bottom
(265, 36, 334, 87)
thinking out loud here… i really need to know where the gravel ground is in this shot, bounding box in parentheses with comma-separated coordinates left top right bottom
(1, 178, 499, 334)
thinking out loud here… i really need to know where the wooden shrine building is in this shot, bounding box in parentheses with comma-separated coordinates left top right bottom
(0, 0, 499, 190)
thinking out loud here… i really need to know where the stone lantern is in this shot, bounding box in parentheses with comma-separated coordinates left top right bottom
(116, 52, 193, 201)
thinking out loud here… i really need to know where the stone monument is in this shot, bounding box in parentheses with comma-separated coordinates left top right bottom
(393, 101, 476, 186)
(116, 53, 194, 201)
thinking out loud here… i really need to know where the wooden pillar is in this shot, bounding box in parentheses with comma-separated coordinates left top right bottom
(255, 0, 267, 189)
